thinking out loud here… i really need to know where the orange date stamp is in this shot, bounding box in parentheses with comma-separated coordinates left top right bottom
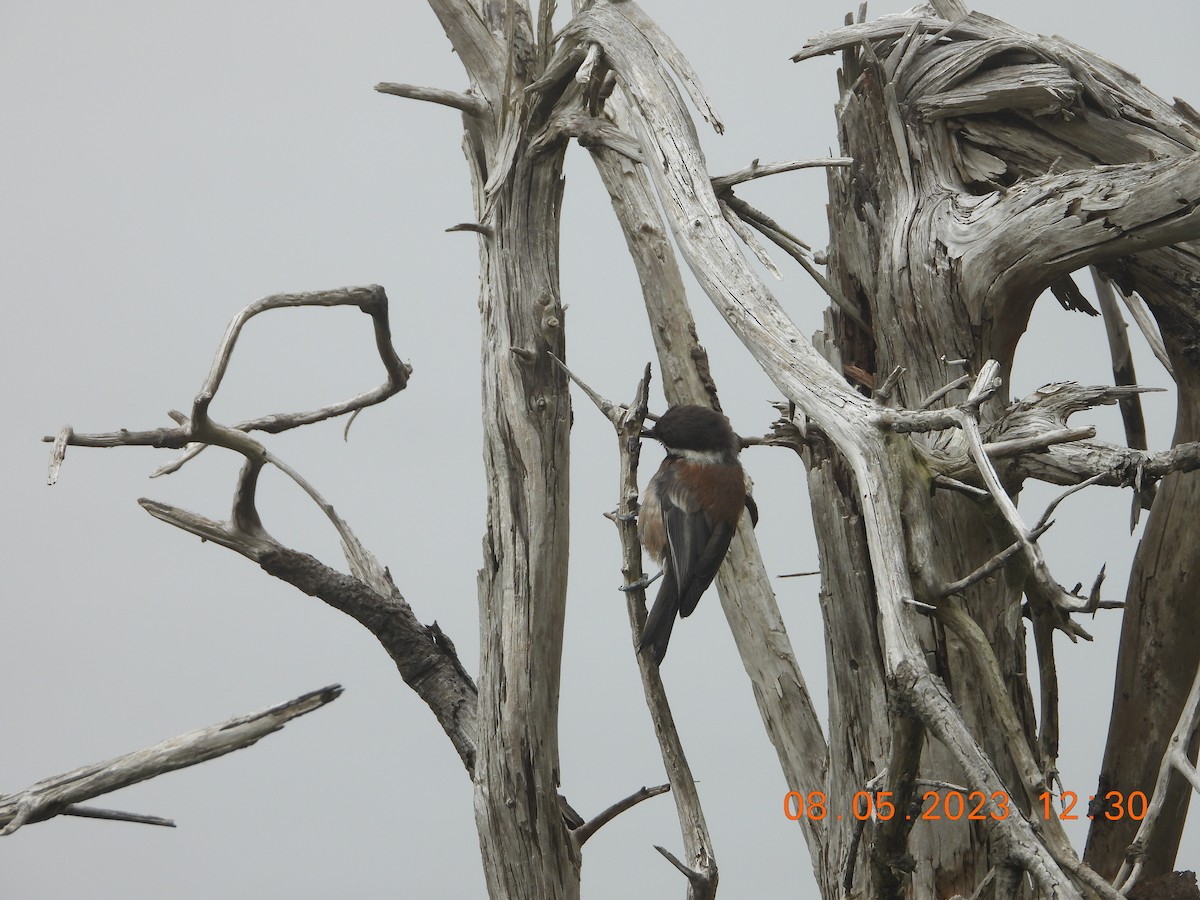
(783, 790, 1149, 823)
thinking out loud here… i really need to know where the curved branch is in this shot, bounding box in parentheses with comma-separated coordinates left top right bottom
(573, 783, 670, 848)
(140, 494, 480, 772)
(44, 286, 411, 480)
(1113, 661, 1200, 894)
(955, 154, 1200, 311)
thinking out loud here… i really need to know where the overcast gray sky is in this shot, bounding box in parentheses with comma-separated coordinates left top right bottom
(3, 2, 1196, 897)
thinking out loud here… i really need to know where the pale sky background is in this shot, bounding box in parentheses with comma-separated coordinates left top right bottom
(2, 2, 1195, 897)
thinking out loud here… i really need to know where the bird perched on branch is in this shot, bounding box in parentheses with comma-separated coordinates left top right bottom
(638, 405, 758, 665)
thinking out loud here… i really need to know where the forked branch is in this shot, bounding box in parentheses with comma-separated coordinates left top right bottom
(45, 284, 478, 771)
(1113, 661, 1200, 894)
(0, 686, 342, 835)
(45, 286, 411, 481)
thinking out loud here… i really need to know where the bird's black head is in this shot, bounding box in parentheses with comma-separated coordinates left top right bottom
(647, 405, 740, 460)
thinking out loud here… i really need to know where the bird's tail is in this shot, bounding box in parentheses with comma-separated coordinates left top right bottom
(638, 574, 679, 666)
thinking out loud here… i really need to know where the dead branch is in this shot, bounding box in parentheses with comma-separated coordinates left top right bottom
(374, 81, 487, 116)
(569, 4, 1089, 891)
(720, 198, 783, 280)
(0, 686, 341, 835)
(60, 805, 175, 828)
(611, 1, 723, 134)
(46, 284, 477, 771)
(530, 109, 644, 162)
(870, 713, 924, 894)
(939, 522, 1054, 598)
(1093, 268, 1157, 523)
(710, 157, 853, 191)
(583, 88, 829, 868)
(572, 783, 671, 849)
(981, 427, 1097, 460)
(1113, 662, 1200, 894)
(717, 192, 871, 331)
(581, 365, 719, 897)
(949, 365, 1095, 638)
(918, 374, 971, 410)
(138, 495, 480, 771)
(44, 286, 411, 482)
(1115, 285, 1173, 378)
(652, 845, 716, 899)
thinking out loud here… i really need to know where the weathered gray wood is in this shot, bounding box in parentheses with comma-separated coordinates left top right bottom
(793, 6, 1200, 895)
(560, 3, 1121, 896)
(429, 2, 580, 896)
(0, 686, 341, 834)
(40, 2, 1200, 896)
(582, 34, 831, 884)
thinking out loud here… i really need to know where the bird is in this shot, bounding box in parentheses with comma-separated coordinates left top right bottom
(637, 404, 758, 665)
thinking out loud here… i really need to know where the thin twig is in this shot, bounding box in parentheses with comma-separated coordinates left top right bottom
(720, 200, 783, 280)
(728, 203, 870, 331)
(573, 784, 670, 847)
(918, 373, 971, 410)
(940, 522, 1053, 597)
(446, 222, 494, 235)
(45, 286, 411, 480)
(1034, 472, 1109, 532)
(62, 805, 176, 828)
(548, 353, 625, 424)
(931, 475, 991, 499)
(711, 157, 853, 191)
(589, 365, 719, 898)
(653, 845, 705, 884)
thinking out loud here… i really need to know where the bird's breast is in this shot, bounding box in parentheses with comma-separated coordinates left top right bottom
(670, 459, 748, 524)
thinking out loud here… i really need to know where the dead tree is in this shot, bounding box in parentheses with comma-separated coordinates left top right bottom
(40, 1, 1200, 897)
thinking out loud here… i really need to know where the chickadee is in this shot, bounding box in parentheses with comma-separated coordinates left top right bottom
(638, 405, 757, 664)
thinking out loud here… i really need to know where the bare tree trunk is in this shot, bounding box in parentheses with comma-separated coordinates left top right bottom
(471, 145, 576, 897)
(432, 6, 579, 897)
(793, 3, 1200, 895)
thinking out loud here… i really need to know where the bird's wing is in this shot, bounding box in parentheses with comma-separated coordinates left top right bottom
(662, 495, 736, 619)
